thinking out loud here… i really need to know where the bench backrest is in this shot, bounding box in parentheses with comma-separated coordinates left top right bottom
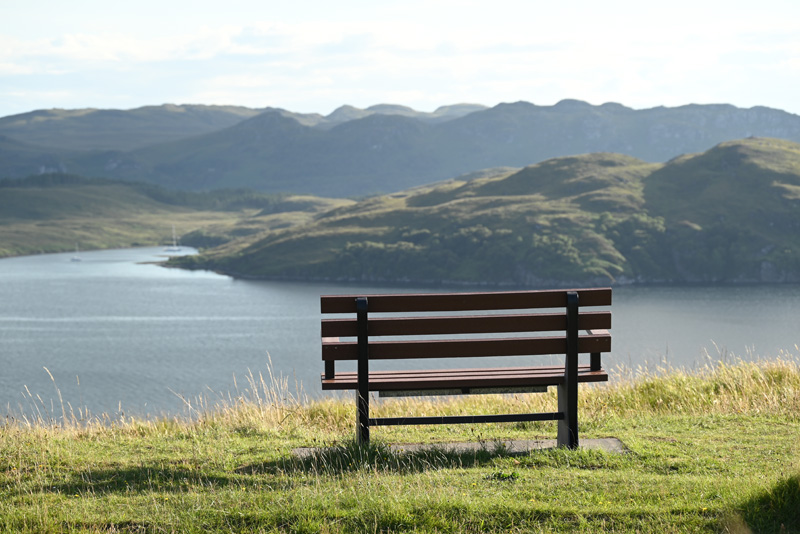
(321, 288, 611, 375)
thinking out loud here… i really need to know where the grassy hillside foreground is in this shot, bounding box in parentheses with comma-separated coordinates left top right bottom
(1, 357, 799, 533)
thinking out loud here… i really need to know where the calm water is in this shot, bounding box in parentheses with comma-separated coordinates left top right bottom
(1, 247, 798, 418)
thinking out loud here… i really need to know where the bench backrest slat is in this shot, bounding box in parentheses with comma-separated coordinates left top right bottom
(321, 288, 612, 364)
(322, 333, 611, 360)
(321, 288, 611, 313)
(322, 311, 610, 338)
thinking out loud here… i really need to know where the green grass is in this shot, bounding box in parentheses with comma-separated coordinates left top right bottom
(2, 356, 799, 532)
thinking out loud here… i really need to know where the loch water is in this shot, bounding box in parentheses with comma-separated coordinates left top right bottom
(0, 247, 798, 418)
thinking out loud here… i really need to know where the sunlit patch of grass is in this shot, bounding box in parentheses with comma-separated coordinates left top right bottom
(591, 348, 800, 419)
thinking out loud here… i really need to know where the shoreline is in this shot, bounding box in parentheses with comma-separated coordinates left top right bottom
(171, 258, 800, 290)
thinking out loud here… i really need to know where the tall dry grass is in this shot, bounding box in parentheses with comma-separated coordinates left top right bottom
(3, 351, 798, 441)
(595, 347, 800, 418)
(348, 349, 800, 432)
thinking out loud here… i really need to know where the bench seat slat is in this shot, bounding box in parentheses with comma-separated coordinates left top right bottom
(322, 333, 611, 360)
(321, 288, 611, 313)
(333, 364, 585, 380)
(321, 311, 611, 338)
(321, 364, 608, 391)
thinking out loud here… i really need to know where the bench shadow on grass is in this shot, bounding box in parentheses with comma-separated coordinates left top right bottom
(40, 441, 616, 497)
(238, 439, 548, 476)
(38, 442, 515, 498)
(43, 465, 247, 497)
(731, 474, 800, 534)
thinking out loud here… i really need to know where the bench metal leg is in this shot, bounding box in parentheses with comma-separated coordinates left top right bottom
(356, 297, 370, 444)
(557, 384, 577, 448)
(558, 291, 579, 448)
(356, 392, 369, 444)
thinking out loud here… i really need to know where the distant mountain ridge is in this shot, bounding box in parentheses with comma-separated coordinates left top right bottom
(2, 100, 800, 196)
(0, 102, 487, 151)
(319, 103, 489, 129)
(0, 105, 264, 151)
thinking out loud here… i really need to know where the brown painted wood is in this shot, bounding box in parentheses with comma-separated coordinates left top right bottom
(321, 311, 611, 338)
(344, 364, 578, 378)
(321, 288, 612, 313)
(321, 365, 609, 391)
(320, 288, 612, 448)
(322, 332, 611, 361)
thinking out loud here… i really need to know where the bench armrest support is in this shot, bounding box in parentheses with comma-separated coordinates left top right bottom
(585, 329, 608, 371)
(322, 337, 339, 379)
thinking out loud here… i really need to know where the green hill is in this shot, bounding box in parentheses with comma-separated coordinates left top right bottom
(175, 138, 800, 286)
(0, 134, 72, 177)
(0, 174, 352, 258)
(643, 138, 800, 282)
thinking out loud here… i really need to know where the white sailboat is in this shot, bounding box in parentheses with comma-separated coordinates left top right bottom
(164, 225, 182, 252)
(70, 243, 82, 262)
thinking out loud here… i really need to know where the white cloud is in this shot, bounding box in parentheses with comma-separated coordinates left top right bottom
(0, 62, 36, 75)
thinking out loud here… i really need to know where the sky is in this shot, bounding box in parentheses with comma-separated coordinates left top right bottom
(2, 0, 800, 118)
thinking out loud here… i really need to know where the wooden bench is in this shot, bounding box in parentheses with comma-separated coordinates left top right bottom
(320, 288, 611, 448)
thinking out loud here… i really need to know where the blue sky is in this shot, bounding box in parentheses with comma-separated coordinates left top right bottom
(2, 0, 800, 118)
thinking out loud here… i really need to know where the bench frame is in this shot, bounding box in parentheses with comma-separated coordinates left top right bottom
(321, 288, 611, 448)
